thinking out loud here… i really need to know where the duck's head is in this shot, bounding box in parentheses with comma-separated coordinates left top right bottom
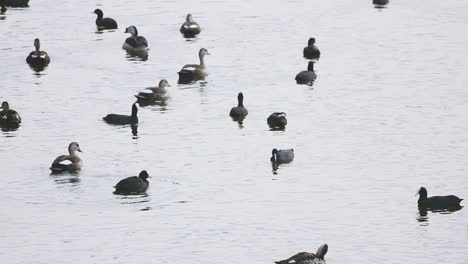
(139, 170, 151, 179)
(34, 38, 41, 51)
(199, 48, 210, 57)
(308, 37, 316, 46)
(237, 92, 244, 106)
(68, 142, 82, 154)
(417, 187, 428, 199)
(186, 13, 193, 22)
(159, 79, 171, 88)
(0, 101, 9, 111)
(316, 244, 328, 260)
(307, 61, 315, 72)
(125, 26, 138, 37)
(93, 9, 104, 18)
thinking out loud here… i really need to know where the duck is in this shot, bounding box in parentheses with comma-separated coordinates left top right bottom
(267, 112, 287, 129)
(417, 187, 463, 209)
(178, 48, 210, 82)
(93, 9, 118, 30)
(229, 92, 248, 120)
(270, 148, 294, 164)
(3, 0, 28, 7)
(180, 13, 201, 37)
(275, 244, 328, 264)
(0, 101, 21, 125)
(123, 26, 149, 52)
(114, 170, 150, 194)
(26, 38, 50, 66)
(103, 102, 138, 125)
(1, 0, 6, 14)
(295, 61, 317, 84)
(303, 37, 321, 59)
(135, 79, 170, 102)
(50, 142, 82, 173)
(373, 0, 389, 6)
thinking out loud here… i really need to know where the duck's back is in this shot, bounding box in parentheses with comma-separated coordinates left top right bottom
(424, 195, 463, 208)
(0, 109, 21, 124)
(115, 176, 148, 193)
(295, 70, 317, 81)
(277, 149, 294, 162)
(97, 17, 118, 29)
(303, 46, 320, 59)
(103, 114, 134, 125)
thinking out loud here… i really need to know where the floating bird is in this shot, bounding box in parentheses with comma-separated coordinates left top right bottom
(303, 37, 321, 60)
(373, 0, 389, 6)
(178, 48, 210, 83)
(0, 101, 21, 126)
(103, 103, 138, 125)
(93, 9, 118, 30)
(135, 79, 170, 103)
(417, 187, 463, 209)
(267, 112, 287, 129)
(114, 170, 150, 194)
(26, 38, 50, 66)
(295, 61, 317, 84)
(229, 92, 248, 120)
(270, 148, 294, 164)
(3, 0, 28, 7)
(123, 26, 149, 53)
(275, 244, 328, 264)
(180, 13, 201, 37)
(50, 142, 82, 173)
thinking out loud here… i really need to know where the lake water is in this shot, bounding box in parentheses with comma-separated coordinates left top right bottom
(1, 0, 468, 263)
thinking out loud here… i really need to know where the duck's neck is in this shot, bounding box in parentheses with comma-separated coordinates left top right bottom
(96, 13, 103, 20)
(238, 97, 244, 107)
(199, 54, 205, 67)
(69, 149, 79, 157)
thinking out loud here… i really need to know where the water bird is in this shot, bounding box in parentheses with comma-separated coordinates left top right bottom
(178, 48, 210, 83)
(114, 170, 150, 194)
(229, 92, 248, 121)
(103, 103, 138, 125)
(270, 148, 294, 164)
(373, 0, 389, 6)
(303, 37, 320, 60)
(123, 26, 149, 53)
(0, 101, 21, 126)
(50, 142, 82, 173)
(1, 0, 6, 14)
(135, 79, 170, 103)
(295, 61, 317, 84)
(275, 244, 328, 264)
(180, 13, 201, 37)
(267, 112, 287, 129)
(26, 38, 50, 66)
(417, 187, 463, 209)
(3, 0, 28, 7)
(93, 9, 118, 30)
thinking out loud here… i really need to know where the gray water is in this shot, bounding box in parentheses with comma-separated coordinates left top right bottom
(1, 0, 468, 263)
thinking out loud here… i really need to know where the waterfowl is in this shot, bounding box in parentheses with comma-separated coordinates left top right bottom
(26, 38, 50, 66)
(0, 101, 21, 125)
(1, 0, 6, 14)
(229, 92, 248, 120)
(3, 0, 28, 7)
(103, 103, 138, 125)
(275, 244, 328, 264)
(180, 13, 201, 37)
(303, 37, 321, 59)
(417, 187, 463, 209)
(295, 61, 317, 84)
(123, 26, 149, 52)
(270, 148, 294, 164)
(178, 48, 210, 82)
(135, 79, 170, 102)
(50, 142, 82, 173)
(93, 9, 118, 30)
(267, 112, 287, 129)
(373, 0, 389, 6)
(114, 170, 150, 194)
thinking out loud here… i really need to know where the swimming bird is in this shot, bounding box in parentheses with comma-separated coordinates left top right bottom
(295, 61, 317, 84)
(114, 170, 150, 194)
(229, 92, 248, 120)
(417, 187, 463, 209)
(93, 9, 118, 30)
(50, 142, 82, 173)
(0, 101, 21, 125)
(303, 37, 321, 60)
(103, 103, 138, 125)
(267, 112, 287, 129)
(135, 79, 170, 102)
(123, 26, 149, 52)
(270, 148, 294, 164)
(3, 0, 28, 7)
(178, 48, 210, 83)
(373, 0, 389, 6)
(180, 13, 201, 37)
(26, 38, 50, 66)
(275, 244, 328, 264)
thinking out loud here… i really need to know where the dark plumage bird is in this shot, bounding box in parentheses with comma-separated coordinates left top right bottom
(0, 101, 21, 126)
(295, 61, 317, 84)
(275, 244, 328, 264)
(1, 0, 7, 14)
(93, 9, 118, 30)
(103, 103, 138, 125)
(3, 0, 28, 7)
(114, 170, 150, 194)
(180, 13, 201, 37)
(270, 148, 294, 164)
(26, 38, 50, 66)
(122, 26, 149, 52)
(229, 92, 248, 120)
(50, 142, 82, 173)
(373, 0, 389, 6)
(178, 48, 210, 83)
(303, 37, 321, 60)
(267, 112, 287, 129)
(417, 187, 463, 209)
